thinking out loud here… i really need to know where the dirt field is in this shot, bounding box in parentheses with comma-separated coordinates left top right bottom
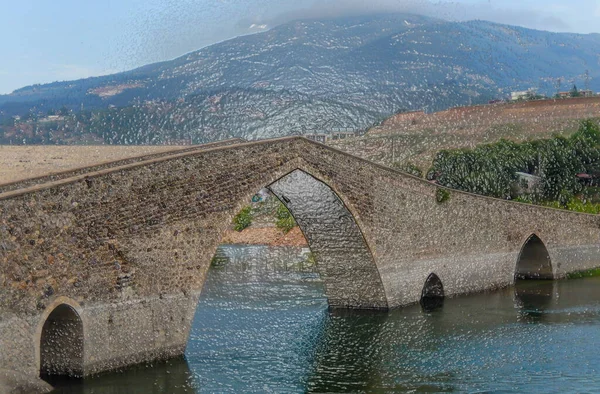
(331, 97, 600, 171)
(0, 145, 185, 185)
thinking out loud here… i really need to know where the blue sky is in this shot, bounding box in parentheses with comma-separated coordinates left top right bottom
(0, 0, 598, 94)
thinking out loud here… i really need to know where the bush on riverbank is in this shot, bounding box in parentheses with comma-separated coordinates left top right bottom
(276, 202, 296, 233)
(233, 206, 253, 231)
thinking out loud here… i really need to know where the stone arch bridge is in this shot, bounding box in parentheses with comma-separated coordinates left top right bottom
(1, 137, 600, 380)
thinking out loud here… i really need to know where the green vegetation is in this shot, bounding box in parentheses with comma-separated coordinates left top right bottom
(516, 92, 546, 101)
(581, 187, 600, 203)
(428, 119, 600, 208)
(275, 202, 296, 233)
(570, 85, 580, 98)
(233, 206, 253, 231)
(566, 267, 600, 279)
(305, 252, 316, 267)
(515, 196, 600, 214)
(436, 188, 451, 204)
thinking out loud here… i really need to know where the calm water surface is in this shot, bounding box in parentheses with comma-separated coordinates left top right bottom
(53, 245, 600, 393)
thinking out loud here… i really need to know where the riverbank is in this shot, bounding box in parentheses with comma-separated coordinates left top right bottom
(221, 226, 308, 247)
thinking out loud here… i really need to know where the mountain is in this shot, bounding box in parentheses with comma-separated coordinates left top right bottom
(1, 14, 599, 144)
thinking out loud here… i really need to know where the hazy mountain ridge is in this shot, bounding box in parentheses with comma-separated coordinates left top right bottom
(1, 14, 599, 143)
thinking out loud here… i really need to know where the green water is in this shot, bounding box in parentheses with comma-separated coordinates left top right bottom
(52, 245, 600, 393)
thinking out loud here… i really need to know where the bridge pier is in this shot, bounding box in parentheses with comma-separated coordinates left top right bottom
(78, 293, 199, 376)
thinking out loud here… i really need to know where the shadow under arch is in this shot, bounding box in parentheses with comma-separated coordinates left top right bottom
(515, 234, 553, 280)
(267, 169, 388, 309)
(420, 273, 445, 312)
(39, 303, 84, 382)
(513, 234, 554, 319)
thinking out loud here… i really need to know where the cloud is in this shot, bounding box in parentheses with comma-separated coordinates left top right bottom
(454, 2, 571, 31)
(245, 0, 573, 34)
(259, 0, 436, 25)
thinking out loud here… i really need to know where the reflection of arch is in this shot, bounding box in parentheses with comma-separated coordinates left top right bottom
(514, 278, 554, 317)
(39, 301, 84, 379)
(515, 234, 553, 280)
(268, 169, 388, 309)
(420, 273, 444, 312)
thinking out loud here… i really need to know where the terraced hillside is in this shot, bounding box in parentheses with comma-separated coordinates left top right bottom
(330, 97, 600, 171)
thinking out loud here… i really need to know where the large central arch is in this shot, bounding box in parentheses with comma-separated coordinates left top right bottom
(268, 169, 388, 309)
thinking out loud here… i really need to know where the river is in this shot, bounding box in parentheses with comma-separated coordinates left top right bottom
(51, 245, 600, 393)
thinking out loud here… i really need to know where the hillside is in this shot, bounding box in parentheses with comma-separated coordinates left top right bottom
(329, 97, 600, 171)
(1, 14, 600, 144)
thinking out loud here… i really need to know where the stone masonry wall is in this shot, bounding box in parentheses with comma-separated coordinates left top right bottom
(0, 138, 244, 194)
(1, 136, 600, 377)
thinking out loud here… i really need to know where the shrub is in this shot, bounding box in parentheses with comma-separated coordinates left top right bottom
(276, 202, 296, 233)
(436, 188, 450, 204)
(233, 206, 253, 231)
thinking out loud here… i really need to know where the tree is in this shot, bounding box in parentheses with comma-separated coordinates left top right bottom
(570, 120, 600, 172)
(570, 85, 580, 98)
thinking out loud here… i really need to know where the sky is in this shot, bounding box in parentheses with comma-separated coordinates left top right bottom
(0, 0, 598, 94)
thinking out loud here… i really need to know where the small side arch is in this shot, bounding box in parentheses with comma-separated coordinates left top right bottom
(37, 298, 84, 380)
(420, 273, 444, 312)
(515, 234, 553, 280)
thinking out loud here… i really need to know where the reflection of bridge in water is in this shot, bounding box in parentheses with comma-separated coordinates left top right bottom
(1, 136, 600, 385)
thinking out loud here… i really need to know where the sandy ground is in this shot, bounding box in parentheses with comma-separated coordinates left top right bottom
(0, 145, 185, 184)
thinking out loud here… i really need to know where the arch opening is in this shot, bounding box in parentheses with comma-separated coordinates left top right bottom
(39, 304, 84, 381)
(515, 234, 553, 280)
(420, 273, 444, 312)
(268, 169, 388, 309)
(206, 168, 388, 310)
